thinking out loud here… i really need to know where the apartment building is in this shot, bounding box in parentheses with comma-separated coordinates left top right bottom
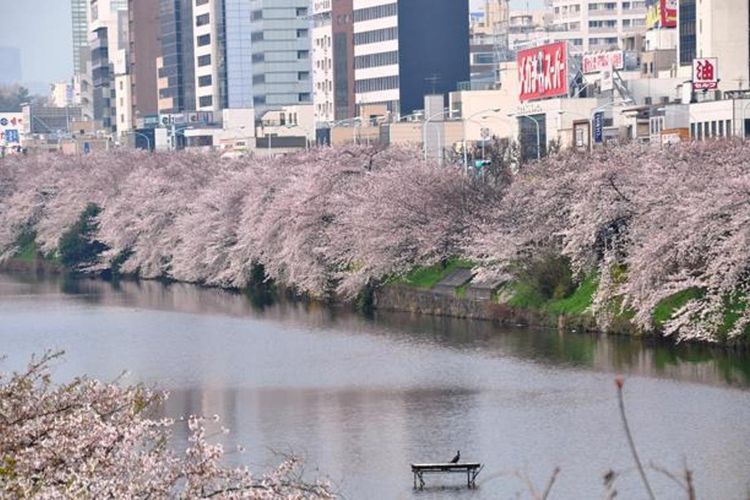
(71, 0, 89, 75)
(547, 0, 648, 53)
(128, 0, 160, 123)
(312, 0, 355, 124)
(694, 0, 750, 91)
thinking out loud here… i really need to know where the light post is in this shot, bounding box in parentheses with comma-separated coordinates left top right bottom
(508, 112, 541, 160)
(462, 108, 501, 170)
(132, 131, 151, 152)
(422, 108, 449, 161)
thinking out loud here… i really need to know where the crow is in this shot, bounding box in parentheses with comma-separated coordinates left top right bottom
(450, 450, 460, 463)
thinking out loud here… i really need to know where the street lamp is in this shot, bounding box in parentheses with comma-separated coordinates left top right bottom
(462, 108, 501, 169)
(423, 108, 449, 161)
(508, 112, 541, 160)
(132, 131, 151, 152)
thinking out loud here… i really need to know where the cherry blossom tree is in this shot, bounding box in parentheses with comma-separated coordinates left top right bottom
(0, 351, 333, 498)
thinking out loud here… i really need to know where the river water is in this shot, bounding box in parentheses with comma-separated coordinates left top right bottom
(1, 271, 749, 499)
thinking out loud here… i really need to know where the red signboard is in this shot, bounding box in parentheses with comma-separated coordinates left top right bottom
(517, 42, 568, 102)
(661, 0, 677, 28)
(693, 58, 718, 90)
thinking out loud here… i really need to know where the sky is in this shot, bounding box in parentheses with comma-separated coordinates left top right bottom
(0, 0, 542, 93)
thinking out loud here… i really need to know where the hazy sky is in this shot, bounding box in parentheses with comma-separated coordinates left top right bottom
(0, 0, 71, 91)
(0, 0, 542, 91)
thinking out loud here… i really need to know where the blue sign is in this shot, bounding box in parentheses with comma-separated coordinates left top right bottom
(4, 129, 19, 143)
(83, 142, 91, 154)
(593, 111, 604, 144)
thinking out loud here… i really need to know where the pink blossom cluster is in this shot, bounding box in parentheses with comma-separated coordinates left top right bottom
(0, 352, 333, 498)
(1, 140, 748, 342)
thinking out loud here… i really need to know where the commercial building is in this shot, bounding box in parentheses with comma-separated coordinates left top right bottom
(127, 0, 160, 123)
(312, 0, 355, 124)
(71, 0, 89, 75)
(546, 0, 648, 53)
(694, 0, 749, 92)
(192, 0, 226, 113)
(352, 0, 470, 117)
(157, 0, 195, 114)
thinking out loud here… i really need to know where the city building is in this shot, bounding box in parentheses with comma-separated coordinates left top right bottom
(71, 0, 89, 75)
(546, 0, 648, 53)
(157, 0, 195, 115)
(349, 0, 470, 118)
(192, 0, 226, 113)
(694, 0, 749, 92)
(49, 82, 74, 107)
(312, 0, 355, 124)
(88, 0, 129, 132)
(242, 0, 312, 113)
(127, 0, 160, 123)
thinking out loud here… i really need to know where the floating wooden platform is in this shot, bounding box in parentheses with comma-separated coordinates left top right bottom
(411, 462, 483, 489)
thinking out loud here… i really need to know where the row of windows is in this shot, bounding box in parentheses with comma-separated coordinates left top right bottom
(353, 3, 397, 23)
(252, 50, 309, 63)
(354, 50, 398, 69)
(355, 75, 399, 93)
(354, 27, 398, 46)
(589, 20, 617, 28)
(691, 120, 733, 140)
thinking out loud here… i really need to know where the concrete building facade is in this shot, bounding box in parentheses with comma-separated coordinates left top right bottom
(158, 0, 195, 114)
(128, 0, 160, 123)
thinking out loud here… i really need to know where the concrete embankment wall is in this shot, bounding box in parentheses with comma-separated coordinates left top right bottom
(374, 284, 606, 334)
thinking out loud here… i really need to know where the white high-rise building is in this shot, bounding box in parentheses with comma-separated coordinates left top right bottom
(312, 1, 334, 124)
(547, 0, 648, 53)
(193, 0, 225, 113)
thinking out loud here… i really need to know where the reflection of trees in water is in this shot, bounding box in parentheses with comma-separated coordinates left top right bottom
(2, 271, 748, 388)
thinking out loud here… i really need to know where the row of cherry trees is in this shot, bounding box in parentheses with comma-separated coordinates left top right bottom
(1, 140, 748, 342)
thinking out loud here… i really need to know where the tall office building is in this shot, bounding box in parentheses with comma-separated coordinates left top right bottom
(546, 0, 648, 52)
(128, 0, 160, 121)
(245, 0, 312, 112)
(158, 0, 195, 114)
(89, 0, 128, 131)
(192, 0, 226, 112)
(71, 0, 89, 75)
(350, 0, 470, 117)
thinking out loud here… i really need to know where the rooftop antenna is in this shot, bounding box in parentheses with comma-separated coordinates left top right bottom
(425, 74, 441, 94)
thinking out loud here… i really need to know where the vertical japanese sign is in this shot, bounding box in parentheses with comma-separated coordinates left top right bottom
(646, 0, 677, 28)
(517, 42, 568, 102)
(593, 112, 604, 144)
(692, 58, 719, 90)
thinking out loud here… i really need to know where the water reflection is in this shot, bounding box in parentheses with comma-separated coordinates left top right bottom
(1, 271, 749, 389)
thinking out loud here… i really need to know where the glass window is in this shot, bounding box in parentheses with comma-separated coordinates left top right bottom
(710, 121, 716, 137)
(198, 54, 211, 66)
(718, 120, 724, 136)
(198, 75, 212, 87)
(196, 13, 209, 27)
(199, 95, 212, 107)
(197, 34, 210, 46)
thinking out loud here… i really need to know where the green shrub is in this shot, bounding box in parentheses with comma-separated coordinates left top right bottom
(58, 203, 108, 269)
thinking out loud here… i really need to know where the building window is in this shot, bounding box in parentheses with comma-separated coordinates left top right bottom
(251, 10, 262, 20)
(195, 0, 209, 5)
(296, 7, 308, 16)
(252, 53, 264, 62)
(199, 95, 213, 107)
(196, 13, 210, 26)
(298, 92, 311, 102)
(298, 71, 310, 81)
(353, 3, 397, 22)
(355, 75, 399, 93)
(198, 54, 211, 66)
(297, 50, 309, 59)
(353, 27, 398, 45)
(251, 31, 264, 42)
(253, 95, 266, 105)
(198, 75, 212, 87)
(252, 74, 265, 84)
(355, 51, 399, 69)
(197, 34, 211, 46)
(297, 28, 308, 38)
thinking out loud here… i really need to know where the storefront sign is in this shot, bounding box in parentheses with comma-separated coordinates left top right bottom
(582, 51, 624, 74)
(517, 42, 568, 102)
(693, 58, 719, 90)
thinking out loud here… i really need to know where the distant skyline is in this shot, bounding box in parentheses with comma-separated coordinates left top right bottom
(0, 0, 543, 93)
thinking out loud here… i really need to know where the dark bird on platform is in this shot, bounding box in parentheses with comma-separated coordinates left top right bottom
(450, 450, 460, 463)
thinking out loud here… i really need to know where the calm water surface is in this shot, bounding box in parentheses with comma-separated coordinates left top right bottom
(1, 272, 749, 499)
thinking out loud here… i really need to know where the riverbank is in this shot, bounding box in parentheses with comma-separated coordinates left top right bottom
(7, 254, 748, 352)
